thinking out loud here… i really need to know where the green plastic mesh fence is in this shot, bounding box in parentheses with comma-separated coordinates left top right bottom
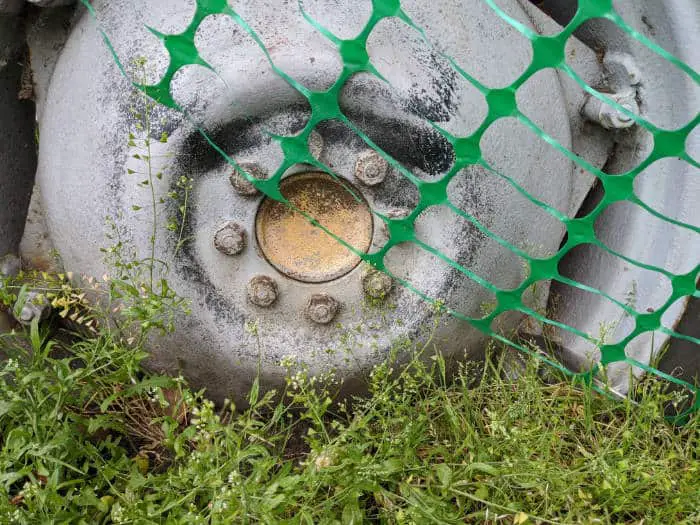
(80, 0, 699, 414)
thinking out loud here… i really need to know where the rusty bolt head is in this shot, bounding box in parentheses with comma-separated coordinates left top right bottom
(247, 275, 279, 307)
(362, 268, 393, 300)
(214, 221, 246, 256)
(305, 293, 340, 324)
(382, 208, 411, 238)
(229, 162, 267, 196)
(355, 150, 388, 186)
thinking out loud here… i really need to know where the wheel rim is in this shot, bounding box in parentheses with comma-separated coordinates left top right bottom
(29, 0, 699, 402)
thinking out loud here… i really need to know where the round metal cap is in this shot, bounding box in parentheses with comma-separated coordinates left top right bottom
(255, 172, 373, 283)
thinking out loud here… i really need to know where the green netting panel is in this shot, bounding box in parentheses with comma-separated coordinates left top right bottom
(80, 0, 699, 413)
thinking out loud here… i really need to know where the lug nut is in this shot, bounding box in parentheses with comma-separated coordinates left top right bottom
(362, 267, 393, 300)
(382, 208, 411, 237)
(305, 293, 340, 324)
(14, 291, 51, 326)
(308, 130, 324, 160)
(229, 162, 267, 196)
(214, 221, 246, 256)
(355, 150, 388, 186)
(247, 275, 278, 307)
(582, 90, 638, 130)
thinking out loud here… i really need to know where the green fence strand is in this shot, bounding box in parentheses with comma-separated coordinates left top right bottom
(80, 0, 699, 414)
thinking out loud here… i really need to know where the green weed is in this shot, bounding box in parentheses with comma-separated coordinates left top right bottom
(0, 309, 697, 523)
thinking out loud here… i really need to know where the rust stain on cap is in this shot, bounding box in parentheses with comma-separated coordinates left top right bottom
(255, 172, 373, 283)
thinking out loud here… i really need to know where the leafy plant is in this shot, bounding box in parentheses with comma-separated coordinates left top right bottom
(98, 58, 191, 340)
(0, 311, 697, 524)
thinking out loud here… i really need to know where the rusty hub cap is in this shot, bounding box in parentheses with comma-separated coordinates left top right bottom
(255, 172, 373, 283)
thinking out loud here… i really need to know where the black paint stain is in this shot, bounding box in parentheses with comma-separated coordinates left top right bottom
(341, 108, 455, 177)
(640, 15, 656, 36)
(402, 51, 459, 123)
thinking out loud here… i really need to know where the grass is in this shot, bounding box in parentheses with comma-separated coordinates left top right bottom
(0, 302, 698, 524)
